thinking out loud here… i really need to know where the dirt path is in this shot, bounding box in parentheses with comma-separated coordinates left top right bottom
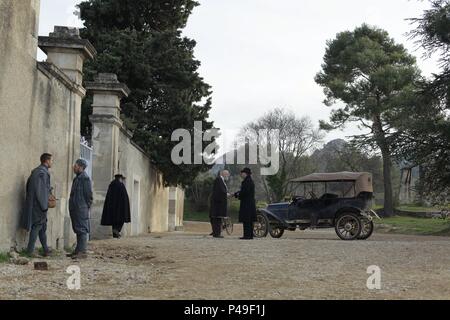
(1, 221, 450, 300)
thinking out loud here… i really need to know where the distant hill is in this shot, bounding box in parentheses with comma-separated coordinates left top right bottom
(311, 139, 347, 172)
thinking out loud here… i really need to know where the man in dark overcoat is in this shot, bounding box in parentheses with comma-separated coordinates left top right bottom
(235, 168, 257, 240)
(209, 170, 230, 238)
(22, 153, 53, 256)
(68, 159, 93, 259)
(101, 174, 131, 238)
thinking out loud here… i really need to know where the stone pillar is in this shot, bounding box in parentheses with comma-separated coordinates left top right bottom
(169, 187, 185, 232)
(39, 26, 96, 86)
(86, 73, 130, 239)
(176, 187, 185, 231)
(168, 188, 177, 232)
(38, 26, 96, 249)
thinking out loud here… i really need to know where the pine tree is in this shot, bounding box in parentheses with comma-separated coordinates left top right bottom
(315, 24, 421, 216)
(78, 0, 215, 187)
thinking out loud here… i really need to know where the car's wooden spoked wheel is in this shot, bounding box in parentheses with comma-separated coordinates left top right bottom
(253, 214, 269, 238)
(269, 226, 285, 238)
(335, 213, 362, 240)
(357, 218, 374, 240)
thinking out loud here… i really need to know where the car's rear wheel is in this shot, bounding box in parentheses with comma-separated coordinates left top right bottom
(357, 218, 374, 240)
(269, 226, 285, 238)
(335, 213, 362, 241)
(253, 214, 269, 238)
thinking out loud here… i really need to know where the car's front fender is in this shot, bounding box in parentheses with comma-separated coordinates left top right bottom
(257, 208, 289, 228)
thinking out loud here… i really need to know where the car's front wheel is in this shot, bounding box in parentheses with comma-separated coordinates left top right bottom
(357, 218, 374, 240)
(335, 212, 362, 241)
(253, 214, 269, 238)
(269, 226, 285, 238)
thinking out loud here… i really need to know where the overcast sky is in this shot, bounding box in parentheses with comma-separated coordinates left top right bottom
(39, 0, 440, 151)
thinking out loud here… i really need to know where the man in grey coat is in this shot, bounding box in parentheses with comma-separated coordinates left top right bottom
(21, 153, 53, 257)
(68, 159, 93, 260)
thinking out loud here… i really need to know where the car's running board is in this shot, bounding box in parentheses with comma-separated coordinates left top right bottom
(285, 219, 333, 224)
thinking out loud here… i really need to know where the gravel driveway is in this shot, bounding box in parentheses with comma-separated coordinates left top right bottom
(1, 221, 450, 300)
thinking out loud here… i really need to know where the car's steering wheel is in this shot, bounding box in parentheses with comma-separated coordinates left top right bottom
(309, 191, 318, 200)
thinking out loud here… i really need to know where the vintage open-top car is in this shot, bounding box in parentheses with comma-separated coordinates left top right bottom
(254, 172, 380, 240)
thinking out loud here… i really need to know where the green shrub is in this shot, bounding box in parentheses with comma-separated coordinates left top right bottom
(0, 252, 10, 263)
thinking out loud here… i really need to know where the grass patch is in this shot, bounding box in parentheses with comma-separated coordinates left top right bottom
(65, 246, 75, 253)
(184, 199, 268, 223)
(17, 248, 44, 258)
(374, 204, 444, 213)
(396, 205, 441, 213)
(184, 208, 209, 222)
(183, 200, 209, 222)
(17, 249, 32, 258)
(375, 216, 450, 236)
(372, 204, 383, 211)
(184, 199, 240, 222)
(0, 252, 10, 263)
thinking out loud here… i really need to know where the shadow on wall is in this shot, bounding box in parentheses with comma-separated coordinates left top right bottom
(11, 177, 28, 250)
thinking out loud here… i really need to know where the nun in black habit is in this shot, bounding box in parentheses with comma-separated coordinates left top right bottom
(101, 174, 131, 238)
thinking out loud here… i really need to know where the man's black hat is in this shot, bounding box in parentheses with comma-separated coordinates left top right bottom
(115, 174, 126, 179)
(241, 167, 252, 175)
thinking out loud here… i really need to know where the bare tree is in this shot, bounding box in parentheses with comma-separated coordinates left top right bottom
(240, 108, 323, 202)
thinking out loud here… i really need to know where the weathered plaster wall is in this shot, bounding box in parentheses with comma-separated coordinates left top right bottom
(0, 0, 82, 251)
(88, 74, 184, 239)
(118, 133, 170, 235)
(89, 127, 170, 238)
(0, 1, 183, 250)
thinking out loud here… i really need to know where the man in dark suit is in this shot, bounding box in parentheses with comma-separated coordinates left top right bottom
(209, 170, 230, 238)
(235, 168, 257, 240)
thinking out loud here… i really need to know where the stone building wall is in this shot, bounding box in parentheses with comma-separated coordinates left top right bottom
(118, 132, 170, 235)
(0, 0, 184, 250)
(87, 73, 183, 239)
(0, 0, 92, 251)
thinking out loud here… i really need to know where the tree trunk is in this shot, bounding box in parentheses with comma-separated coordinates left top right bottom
(373, 113, 394, 217)
(417, 165, 425, 206)
(381, 147, 394, 216)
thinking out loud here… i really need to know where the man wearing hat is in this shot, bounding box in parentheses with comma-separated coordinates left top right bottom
(68, 159, 93, 259)
(235, 168, 257, 240)
(101, 174, 131, 238)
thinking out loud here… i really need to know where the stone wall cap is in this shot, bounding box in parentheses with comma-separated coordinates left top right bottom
(38, 26, 97, 60)
(85, 74, 131, 98)
(50, 26, 81, 39)
(95, 73, 119, 83)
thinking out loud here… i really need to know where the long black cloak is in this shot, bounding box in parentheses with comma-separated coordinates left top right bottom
(101, 180, 131, 226)
(237, 176, 257, 223)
